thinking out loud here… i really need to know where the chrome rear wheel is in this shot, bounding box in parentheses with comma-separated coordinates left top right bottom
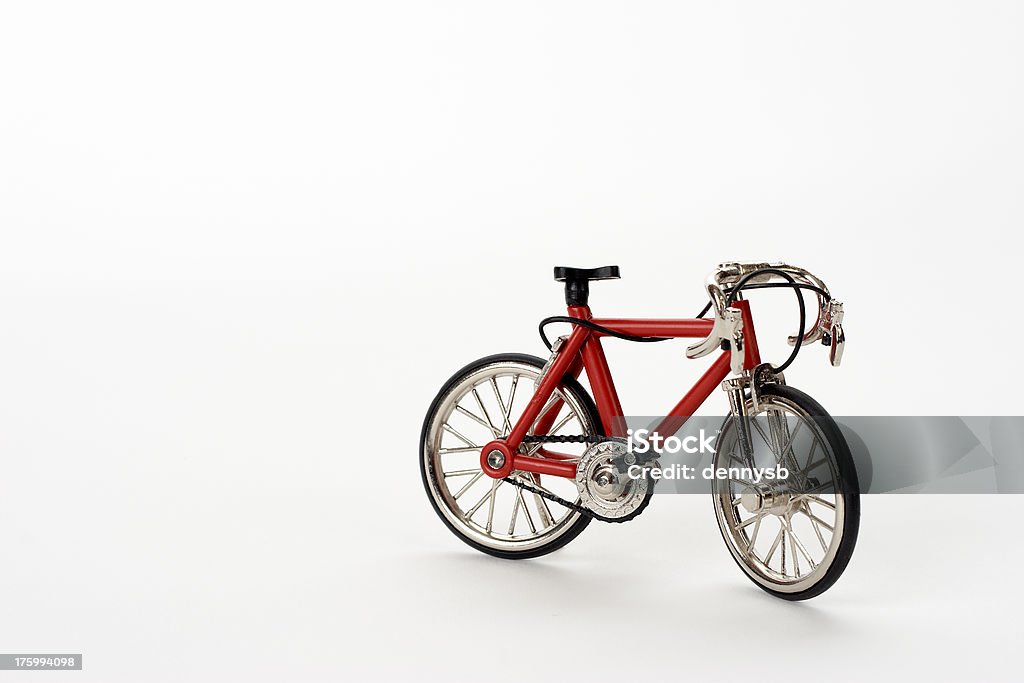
(421, 354, 601, 558)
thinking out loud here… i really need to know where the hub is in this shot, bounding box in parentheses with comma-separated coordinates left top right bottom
(486, 450, 505, 469)
(739, 485, 797, 516)
(479, 440, 515, 478)
(590, 462, 627, 499)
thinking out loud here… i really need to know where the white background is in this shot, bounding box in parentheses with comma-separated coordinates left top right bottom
(1, 2, 1021, 681)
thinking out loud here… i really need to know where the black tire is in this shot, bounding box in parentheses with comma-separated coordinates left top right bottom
(420, 353, 603, 560)
(713, 384, 860, 601)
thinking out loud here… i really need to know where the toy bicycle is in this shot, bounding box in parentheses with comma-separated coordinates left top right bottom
(420, 263, 858, 600)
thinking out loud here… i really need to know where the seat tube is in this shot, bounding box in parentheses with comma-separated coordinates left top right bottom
(580, 339, 625, 437)
(566, 305, 625, 436)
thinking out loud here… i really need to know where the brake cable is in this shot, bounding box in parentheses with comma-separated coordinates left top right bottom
(538, 269, 831, 374)
(724, 268, 831, 373)
(538, 316, 670, 351)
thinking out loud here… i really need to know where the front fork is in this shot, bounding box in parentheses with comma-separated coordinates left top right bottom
(719, 300, 790, 468)
(722, 364, 787, 468)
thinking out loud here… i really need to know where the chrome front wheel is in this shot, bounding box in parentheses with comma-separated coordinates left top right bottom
(713, 384, 860, 600)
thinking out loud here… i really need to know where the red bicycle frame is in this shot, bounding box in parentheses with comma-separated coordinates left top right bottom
(480, 300, 762, 480)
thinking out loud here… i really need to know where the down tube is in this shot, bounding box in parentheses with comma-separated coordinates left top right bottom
(654, 351, 732, 436)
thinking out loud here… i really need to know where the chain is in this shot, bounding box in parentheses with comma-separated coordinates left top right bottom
(505, 433, 626, 522)
(501, 474, 593, 517)
(521, 434, 602, 444)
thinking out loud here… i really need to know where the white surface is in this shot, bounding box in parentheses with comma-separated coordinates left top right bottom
(1, 2, 1022, 681)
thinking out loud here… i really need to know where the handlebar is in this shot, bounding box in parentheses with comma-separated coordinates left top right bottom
(685, 262, 845, 370)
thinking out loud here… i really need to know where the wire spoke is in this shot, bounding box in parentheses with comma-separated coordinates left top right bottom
(748, 515, 763, 551)
(518, 488, 536, 533)
(525, 395, 563, 455)
(453, 471, 484, 500)
(751, 417, 775, 453)
(485, 479, 499, 533)
(442, 423, 477, 449)
(771, 413, 805, 473)
(508, 491, 521, 535)
(806, 495, 837, 510)
(758, 410, 805, 476)
(443, 468, 480, 478)
(803, 438, 819, 471)
(790, 537, 799, 577)
(766, 409, 787, 461)
(512, 474, 555, 527)
(737, 513, 764, 530)
(781, 525, 788, 574)
(455, 404, 498, 436)
(780, 419, 805, 462)
(789, 517, 819, 568)
(466, 479, 504, 517)
(532, 490, 554, 528)
(546, 409, 577, 437)
(801, 455, 829, 475)
(514, 475, 571, 505)
(765, 526, 785, 567)
(439, 446, 482, 454)
(524, 407, 581, 457)
(504, 375, 519, 434)
(800, 502, 830, 552)
(801, 507, 835, 532)
(793, 480, 836, 496)
(471, 386, 501, 438)
(490, 377, 512, 435)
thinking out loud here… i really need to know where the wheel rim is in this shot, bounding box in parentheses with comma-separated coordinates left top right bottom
(713, 395, 846, 593)
(424, 360, 596, 552)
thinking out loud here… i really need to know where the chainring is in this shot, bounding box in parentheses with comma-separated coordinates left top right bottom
(501, 434, 654, 523)
(574, 439, 655, 522)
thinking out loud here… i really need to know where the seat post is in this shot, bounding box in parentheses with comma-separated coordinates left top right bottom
(564, 278, 589, 307)
(552, 265, 620, 307)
